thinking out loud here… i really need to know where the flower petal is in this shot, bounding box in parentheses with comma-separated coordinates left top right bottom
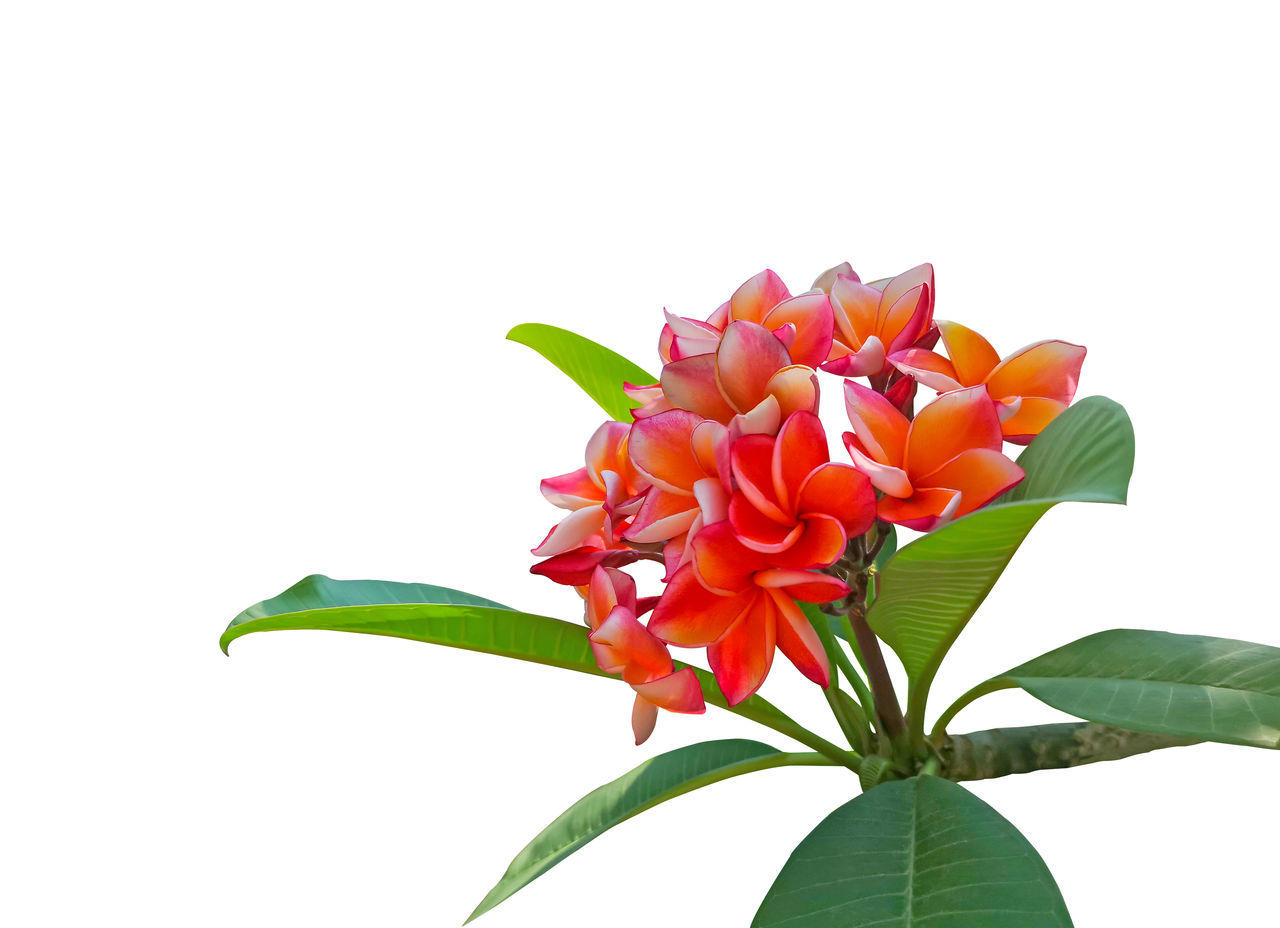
(796, 462, 877, 536)
(904, 385, 1002, 482)
(539, 467, 604, 509)
(772, 410, 829, 513)
(843, 434, 914, 498)
(728, 492, 804, 553)
(632, 667, 705, 714)
(590, 604, 674, 683)
(531, 505, 607, 556)
(627, 409, 705, 493)
(708, 593, 775, 705)
(729, 269, 792, 325)
(878, 487, 962, 532)
(877, 263, 935, 344)
(623, 488, 700, 544)
(715, 320, 792, 414)
(936, 320, 1000, 385)
(985, 340, 1086, 406)
(660, 354, 737, 422)
(878, 283, 932, 356)
(762, 292, 835, 368)
(887, 348, 963, 394)
(754, 568, 850, 603)
(999, 396, 1069, 444)
(648, 563, 751, 646)
(586, 564, 637, 630)
(769, 589, 830, 688)
(918, 448, 1025, 518)
(691, 520, 770, 593)
(842, 380, 909, 466)
(830, 274, 881, 351)
(530, 546, 646, 586)
(631, 696, 659, 745)
(764, 365, 821, 420)
(731, 433, 789, 523)
(585, 421, 633, 487)
(811, 261, 855, 294)
(768, 513, 847, 570)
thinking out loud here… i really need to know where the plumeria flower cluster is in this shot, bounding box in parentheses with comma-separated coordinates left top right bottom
(531, 264, 1085, 743)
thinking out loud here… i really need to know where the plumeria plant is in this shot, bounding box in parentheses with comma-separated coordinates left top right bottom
(222, 262, 1280, 926)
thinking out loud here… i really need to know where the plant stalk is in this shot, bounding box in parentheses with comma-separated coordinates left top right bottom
(943, 722, 1200, 782)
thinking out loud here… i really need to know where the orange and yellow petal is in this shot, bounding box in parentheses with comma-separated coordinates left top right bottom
(937, 320, 1000, 385)
(754, 568, 850, 603)
(843, 432, 914, 498)
(918, 447, 1024, 518)
(764, 365, 821, 420)
(843, 380, 910, 466)
(887, 348, 963, 394)
(628, 409, 706, 493)
(811, 261, 855, 294)
(903, 385, 1002, 482)
(830, 274, 881, 350)
(878, 283, 932, 356)
(985, 339, 1086, 406)
(878, 487, 962, 532)
(999, 396, 1069, 444)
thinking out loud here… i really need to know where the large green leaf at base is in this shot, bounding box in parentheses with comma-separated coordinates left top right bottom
(868, 397, 1134, 724)
(507, 322, 655, 422)
(468, 739, 823, 923)
(220, 575, 824, 751)
(1001, 629, 1280, 748)
(753, 776, 1072, 927)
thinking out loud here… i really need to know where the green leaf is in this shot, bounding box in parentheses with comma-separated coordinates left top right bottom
(221, 576, 852, 764)
(507, 322, 656, 422)
(468, 739, 827, 923)
(753, 776, 1073, 928)
(1000, 629, 1280, 749)
(867, 397, 1134, 728)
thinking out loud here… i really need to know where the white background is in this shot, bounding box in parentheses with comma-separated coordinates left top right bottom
(3, 2, 1277, 926)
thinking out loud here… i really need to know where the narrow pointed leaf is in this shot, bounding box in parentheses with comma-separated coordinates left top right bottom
(507, 322, 656, 421)
(753, 776, 1072, 928)
(468, 739, 827, 922)
(867, 397, 1134, 724)
(221, 576, 834, 756)
(999, 629, 1280, 748)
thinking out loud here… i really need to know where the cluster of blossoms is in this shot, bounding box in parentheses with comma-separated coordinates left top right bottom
(531, 263, 1085, 743)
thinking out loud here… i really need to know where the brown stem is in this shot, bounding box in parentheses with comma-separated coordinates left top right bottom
(848, 609, 907, 741)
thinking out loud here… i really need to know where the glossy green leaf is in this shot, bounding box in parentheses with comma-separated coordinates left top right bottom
(468, 739, 827, 922)
(867, 397, 1134, 726)
(1001, 629, 1280, 749)
(221, 576, 851, 763)
(753, 776, 1072, 928)
(507, 322, 656, 422)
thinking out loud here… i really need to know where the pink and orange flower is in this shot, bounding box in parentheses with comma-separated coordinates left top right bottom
(531, 260, 1083, 736)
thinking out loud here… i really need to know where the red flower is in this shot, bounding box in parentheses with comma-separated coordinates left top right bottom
(820, 264, 936, 378)
(648, 523, 848, 705)
(727, 410, 876, 563)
